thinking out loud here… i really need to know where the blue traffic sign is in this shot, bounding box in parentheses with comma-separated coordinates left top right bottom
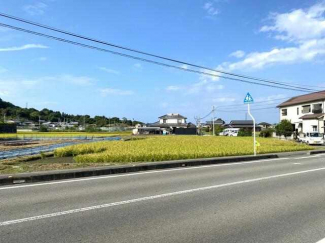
(244, 93, 254, 104)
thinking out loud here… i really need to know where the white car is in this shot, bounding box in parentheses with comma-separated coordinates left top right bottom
(220, 128, 240, 137)
(298, 132, 324, 145)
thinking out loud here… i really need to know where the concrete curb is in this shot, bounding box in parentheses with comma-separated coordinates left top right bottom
(0, 154, 278, 186)
(1, 149, 324, 186)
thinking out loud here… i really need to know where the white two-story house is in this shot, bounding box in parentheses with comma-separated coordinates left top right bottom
(277, 91, 325, 134)
(158, 113, 187, 126)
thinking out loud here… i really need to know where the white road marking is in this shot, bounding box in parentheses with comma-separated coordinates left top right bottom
(294, 155, 322, 160)
(1, 166, 325, 227)
(293, 163, 302, 165)
(0, 157, 289, 191)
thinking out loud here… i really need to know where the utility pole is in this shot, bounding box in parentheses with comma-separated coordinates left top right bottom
(212, 106, 215, 136)
(39, 115, 41, 128)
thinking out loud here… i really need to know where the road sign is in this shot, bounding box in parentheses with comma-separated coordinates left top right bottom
(244, 92, 254, 104)
(244, 92, 256, 156)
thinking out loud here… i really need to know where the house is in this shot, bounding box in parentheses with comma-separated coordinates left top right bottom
(258, 122, 273, 130)
(225, 120, 262, 132)
(141, 113, 197, 135)
(277, 91, 325, 134)
(204, 118, 225, 128)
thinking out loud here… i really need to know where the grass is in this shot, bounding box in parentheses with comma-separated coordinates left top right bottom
(55, 136, 313, 163)
(0, 155, 116, 174)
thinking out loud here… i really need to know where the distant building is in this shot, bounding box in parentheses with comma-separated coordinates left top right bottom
(225, 120, 262, 132)
(136, 113, 197, 135)
(277, 91, 325, 134)
(204, 118, 225, 128)
(258, 122, 273, 130)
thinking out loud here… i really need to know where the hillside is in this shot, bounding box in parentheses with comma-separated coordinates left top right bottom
(0, 98, 142, 126)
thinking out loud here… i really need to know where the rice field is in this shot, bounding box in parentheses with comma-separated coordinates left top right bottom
(54, 136, 312, 163)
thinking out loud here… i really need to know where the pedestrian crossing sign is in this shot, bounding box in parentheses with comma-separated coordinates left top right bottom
(244, 93, 254, 104)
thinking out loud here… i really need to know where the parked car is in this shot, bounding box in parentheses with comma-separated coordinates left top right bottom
(219, 128, 240, 137)
(297, 132, 324, 145)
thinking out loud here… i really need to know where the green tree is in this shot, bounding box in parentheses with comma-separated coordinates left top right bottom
(275, 120, 293, 138)
(214, 125, 224, 136)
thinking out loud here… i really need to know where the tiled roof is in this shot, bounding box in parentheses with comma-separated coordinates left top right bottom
(277, 91, 325, 108)
(159, 113, 187, 119)
(230, 120, 253, 125)
(299, 113, 325, 120)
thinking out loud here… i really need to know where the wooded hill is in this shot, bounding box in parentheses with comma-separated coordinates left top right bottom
(0, 98, 142, 126)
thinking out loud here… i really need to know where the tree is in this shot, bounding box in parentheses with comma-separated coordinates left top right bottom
(275, 119, 293, 138)
(214, 125, 224, 136)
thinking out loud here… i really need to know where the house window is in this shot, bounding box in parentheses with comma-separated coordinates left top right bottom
(313, 103, 322, 114)
(313, 125, 318, 132)
(163, 119, 167, 124)
(177, 119, 182, 124)
(302, 105, 311, 114)
(297, 107, 299, 115)
(282, 109, 287, 116)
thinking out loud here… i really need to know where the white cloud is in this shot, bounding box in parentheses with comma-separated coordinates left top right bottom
(133, 63, 143, 70)
(23, 2, 47, 15)
(260, 2, 325, 42)
(98, 67, 120, 75)
(166, 80, 224, 95)
(218, 2, 325, 71)
(58, 75, 94, 86)
(100, 88, 134, 96)
(212, 97, 236, 103)
(38, 57, 48, 61)
(166, 85, 181, 91)
(203, 2, 219, 16)
(229, 50, 245, 58)
(0, 44, 48, 52)
(180, 64, 188, 69)
(221, 37, 325, 71)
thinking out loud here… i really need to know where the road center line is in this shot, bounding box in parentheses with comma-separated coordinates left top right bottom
(0, 157, 289, 191)
(1, 166, 325, 227)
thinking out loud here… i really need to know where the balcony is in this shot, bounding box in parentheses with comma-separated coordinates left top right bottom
(312, 109, 323, 114)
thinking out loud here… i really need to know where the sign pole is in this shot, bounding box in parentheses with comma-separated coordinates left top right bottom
(247, 103, 256, 156)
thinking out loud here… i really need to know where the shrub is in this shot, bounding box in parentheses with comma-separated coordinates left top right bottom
(39, 125, 48, 132)
(238, 128, 252, 137)
(259, 128, 275, 138)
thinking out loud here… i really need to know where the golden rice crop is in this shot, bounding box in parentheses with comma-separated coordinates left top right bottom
(54, 136, 312, 163)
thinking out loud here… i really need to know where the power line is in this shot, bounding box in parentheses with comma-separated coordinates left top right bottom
(0, 12, 321, 92)
(214, 97, 289, 109)
(217, 106, 277, 112)
(0, 22, 315, 93)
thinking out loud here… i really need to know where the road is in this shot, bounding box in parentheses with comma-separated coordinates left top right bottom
(1, 154, 325, 243)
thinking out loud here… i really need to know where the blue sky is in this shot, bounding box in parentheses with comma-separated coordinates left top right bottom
(1, 0, 325, 123)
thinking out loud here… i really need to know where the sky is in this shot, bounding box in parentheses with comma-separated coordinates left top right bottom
(1, 0, 325, 124)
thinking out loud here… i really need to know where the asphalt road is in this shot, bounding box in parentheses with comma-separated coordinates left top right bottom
(1, 155, 325, 243)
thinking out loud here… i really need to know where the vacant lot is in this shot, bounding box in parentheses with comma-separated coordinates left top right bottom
(55, 136, 312, 163)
